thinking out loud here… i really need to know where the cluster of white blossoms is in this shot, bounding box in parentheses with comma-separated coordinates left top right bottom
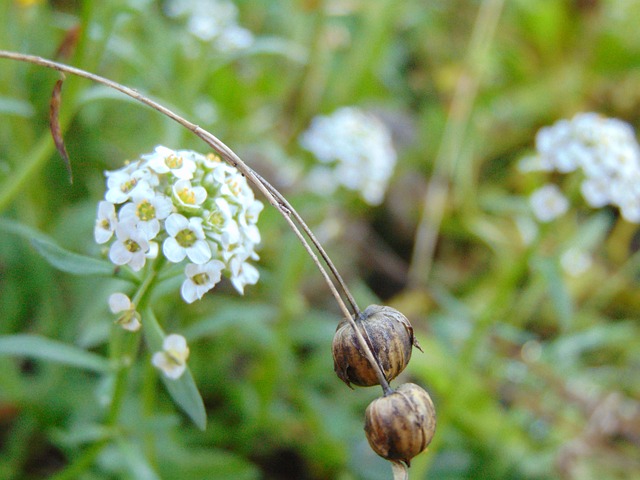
(299, 107, 397, 206)
(164, 0, 254, 52)
(521, 112, 640, 223)
(95, 145, 263, 303)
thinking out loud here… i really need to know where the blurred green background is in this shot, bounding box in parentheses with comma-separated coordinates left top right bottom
(1, 0, 640, 479)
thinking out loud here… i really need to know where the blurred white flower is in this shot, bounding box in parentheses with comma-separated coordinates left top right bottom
(526, 113, 640, 222)
(108, 292, 141, 332)
(152, 334, 190, 379)
(560, 248, 592, 277)
(299, 107, 397, 205)
(229, 256, 259, 294)
(529, 184, 569, 222)
(97, 146, 263, 301)
(94, 201, 117, 244)
(164, 0, 254, 51)
(181, 260, 225, 303)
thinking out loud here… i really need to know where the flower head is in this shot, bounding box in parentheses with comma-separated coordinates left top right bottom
(96, 146, 263, 302)
(524, 113, 640, 222)
(299, 107, 397, 205)
(152, 334, 190, 379)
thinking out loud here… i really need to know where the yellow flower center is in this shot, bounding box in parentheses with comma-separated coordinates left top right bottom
(121, 178, 138, 193)
(192, 272, 210, 286)
(165, 154, 183, 169)
(124, 239, 141, 253)
(176, 229, 196, 247)
(178, 188, 196, 205)
(137, 200, 156, 221)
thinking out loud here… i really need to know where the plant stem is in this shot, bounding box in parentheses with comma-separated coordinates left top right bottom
(0, 50, 390, 393)
(408, 0, 505, 288)
(251, 169, 360, 316)
(48, 259, 162, 480)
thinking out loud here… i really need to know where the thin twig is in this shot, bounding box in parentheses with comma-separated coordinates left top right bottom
(0, 50, 390, 393)
(250, 169, 360, 316)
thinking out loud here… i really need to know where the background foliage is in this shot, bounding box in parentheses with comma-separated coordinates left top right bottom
(1, 0, 640, 479)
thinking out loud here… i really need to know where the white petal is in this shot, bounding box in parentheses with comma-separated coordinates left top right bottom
(109, 242, 131, 265)
(186, 240, 212, 264)
(181, 279, 199, 304)
(164, 213, 188, 236)
(108, 293, 131, 313)
(163, 237, 187, 263)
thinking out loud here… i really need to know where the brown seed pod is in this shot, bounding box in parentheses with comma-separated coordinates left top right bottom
(364, 383, 436, 466)
(332, 305, 421, 388)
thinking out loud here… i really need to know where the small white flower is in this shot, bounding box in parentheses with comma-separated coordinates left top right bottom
(172, 179, 207, 209)
(109, 222, 150, 271)
(517, 154, 554, 173)
(108, 292, 141, 332)
(105, 167, 153, 204)
(529, 184, 569, 223)
(94, 201, 117, 244)
(580, 177, 611, 208)
(229, 256, 259, 294)
(163, 213, 211, 264)
(560, 248, 592, 277)
(181, 260, 225, 303)
(152, 334, 190, 380)
(118, 193, 173, 240)
(144, 145, 196, 180)
(203, 197, 241, 247)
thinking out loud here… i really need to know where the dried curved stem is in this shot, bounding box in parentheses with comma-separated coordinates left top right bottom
(250, 169, 360, 316)
(0, 49, 390, 393)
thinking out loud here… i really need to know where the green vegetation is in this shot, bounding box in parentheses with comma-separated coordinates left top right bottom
(1, 1, 639, 479)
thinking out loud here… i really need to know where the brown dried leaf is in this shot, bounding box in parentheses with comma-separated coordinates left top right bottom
(55, 24, 81, 60)
(50, 76, 73, 184)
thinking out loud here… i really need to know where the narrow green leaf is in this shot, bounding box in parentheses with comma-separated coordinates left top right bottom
(534, 256, 574, 331)
(0, 217, 131, 279)
(0, 334, 110, 373)
(143, 308, 207, 430)
(29, 236, 113, 276)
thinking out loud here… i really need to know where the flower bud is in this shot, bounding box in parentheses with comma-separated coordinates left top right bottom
(332, 305, 421, 387)
(364, 383, 436, 466)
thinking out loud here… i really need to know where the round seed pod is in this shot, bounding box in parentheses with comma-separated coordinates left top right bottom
(332, 305, 421, 388)
(364, 383, 436, 466)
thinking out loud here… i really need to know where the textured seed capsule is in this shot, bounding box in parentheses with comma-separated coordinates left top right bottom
(364, 383, 436, 466)
(332, 305, 421, 387)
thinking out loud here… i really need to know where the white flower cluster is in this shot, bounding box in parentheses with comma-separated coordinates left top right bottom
(521, 113, 640, 222)
(164, 0, 253, 52)
(299, 107, 397, 206)
(95, 145, 263, 303)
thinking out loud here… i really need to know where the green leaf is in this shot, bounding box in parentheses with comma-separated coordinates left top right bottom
(533, 256, 574, 331)
(143, 308, 207, 431)
(0, 334, 110, 373)
(0, 217, 131, 279)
